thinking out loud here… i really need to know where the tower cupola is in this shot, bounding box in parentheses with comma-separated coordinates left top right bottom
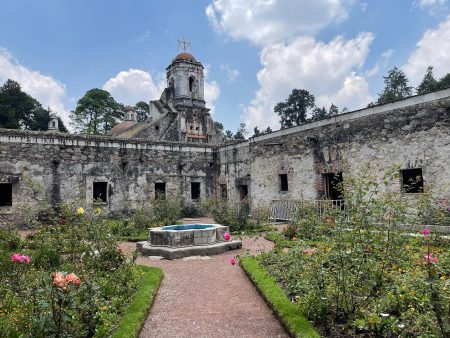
(48, 109, 59, 131)
(166, 49, 205, 108)
(124, 106, 137, 121)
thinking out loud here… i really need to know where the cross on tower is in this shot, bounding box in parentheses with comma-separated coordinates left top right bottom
(177, 38, 191, 52)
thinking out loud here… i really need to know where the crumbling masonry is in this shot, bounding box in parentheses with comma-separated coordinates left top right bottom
(1, 52, 450, 224)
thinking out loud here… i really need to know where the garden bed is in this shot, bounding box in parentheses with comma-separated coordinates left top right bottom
(0, 205, 163, 337)
(258, 167, 450, 337)
(240, 256, 319, 338)
(111, 265, 163, 338)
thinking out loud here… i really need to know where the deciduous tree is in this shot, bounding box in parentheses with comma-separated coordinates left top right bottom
(274, 89, 315, 128)
(134, 101, 150, 122)
(0, 79, 67, 132)
(71, 88, 123, 134)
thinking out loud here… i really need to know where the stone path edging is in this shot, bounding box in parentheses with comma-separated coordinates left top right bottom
(120, 218, 288, 338)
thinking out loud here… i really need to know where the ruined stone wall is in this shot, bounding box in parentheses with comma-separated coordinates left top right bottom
(2, 89, 450, 224)
(0, 131, 217, 224)
(220, 89, 450, 207)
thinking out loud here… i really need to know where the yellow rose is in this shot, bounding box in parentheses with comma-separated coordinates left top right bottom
(96, 207, 101, 214)
(76, 207, 85, 215)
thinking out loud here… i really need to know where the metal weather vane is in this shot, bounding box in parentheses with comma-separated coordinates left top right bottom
(177, 38, 191, 52)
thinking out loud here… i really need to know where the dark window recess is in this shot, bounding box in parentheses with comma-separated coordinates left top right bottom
(220, 184, 228, 200)
(401, 168, 424, 193)
(155, 182, 166, 199)
(323, 173, 343, 200)
(189, 77, 194, 92)
(0, 183, 12, 206)
(279, 174, 288, 192)
(191, 182, 201, 200)
(93, 182, 108, 202)
(239, 185, 248, 201)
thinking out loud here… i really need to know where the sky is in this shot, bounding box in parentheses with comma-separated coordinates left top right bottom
(1, 0, 450, 133)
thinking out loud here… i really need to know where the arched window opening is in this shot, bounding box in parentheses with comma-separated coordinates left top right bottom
(189, 77, 195, 92)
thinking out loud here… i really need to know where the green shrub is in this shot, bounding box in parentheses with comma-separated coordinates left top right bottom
(259, 165, 450, 337)
(0, 204, 143, 338)
(152, 197, 183, 226)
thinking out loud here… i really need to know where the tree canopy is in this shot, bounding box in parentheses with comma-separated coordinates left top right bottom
(233, 122, 248, 140)
(377, 67, 413, 104)
(416, 66, 438, 95)
(134, 101, 149, 122)
(71, 88, 123, 134)
(274, 89, 315, 129)
(0, 79, 67, 132)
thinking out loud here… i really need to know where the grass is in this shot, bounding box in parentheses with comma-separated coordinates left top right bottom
(111, 265, 163, 338)
(240, 256, 319, 338)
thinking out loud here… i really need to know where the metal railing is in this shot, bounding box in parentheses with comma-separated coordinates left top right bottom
(269, 199, 347, 222)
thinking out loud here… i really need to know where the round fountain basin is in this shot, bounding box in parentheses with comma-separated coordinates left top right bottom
(149, 223, 229, 247)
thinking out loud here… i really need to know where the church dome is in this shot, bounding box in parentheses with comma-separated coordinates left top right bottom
(174, 52, 197, 62)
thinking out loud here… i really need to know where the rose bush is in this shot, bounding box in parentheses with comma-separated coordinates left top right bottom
(259, 166, 450, 337)
(0, 205, 141, 337)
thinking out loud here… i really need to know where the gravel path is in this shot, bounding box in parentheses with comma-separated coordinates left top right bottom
(120, 219, 288, 338)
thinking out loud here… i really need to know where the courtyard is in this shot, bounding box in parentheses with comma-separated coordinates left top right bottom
(2, 1, 450, 337)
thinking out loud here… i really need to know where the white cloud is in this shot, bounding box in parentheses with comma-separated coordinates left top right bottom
(103, 67, 221, 113)
(203, 65, 221, 114)
(415, 0, 448, 16)
(220, 64, 241, 83)
(0, 48, 69, 126)
(103, 69, 166, 105)
(244, 32, 374, 129)
(365, 48, 394, 77)
(206, 0, 348, 45)
(418, 0, 446, 8)
(403, 14, 450, 85)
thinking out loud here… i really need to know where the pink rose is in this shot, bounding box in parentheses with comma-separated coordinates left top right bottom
(11, 253, 30, 264)
(229, 257, 236, 266)
(22, 255, 30, 264)
(303, 248, 316, 255)
(11, 253, 22, 263)
(52, 272, 66, 288)
(65, 273, 81, 286)
(223, 232, 231, 241)
(422, 228, 430, 236)
(424, 253, 438, 264)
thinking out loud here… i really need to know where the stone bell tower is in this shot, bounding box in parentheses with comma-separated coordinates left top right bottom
(166, 51, 205, 109)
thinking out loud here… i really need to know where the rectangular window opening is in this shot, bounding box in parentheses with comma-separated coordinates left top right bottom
(93, 182, 108, 202)
(191, 182, 201, 200)
(401, 168, 423, 193)
(0, 183, 12, 206)
(239, 185, 248, 201)
(155, 182, 166, 199)
(220, 184, 227, 200)
(279, 174, 289, 192)
(322, 173, 343, 200)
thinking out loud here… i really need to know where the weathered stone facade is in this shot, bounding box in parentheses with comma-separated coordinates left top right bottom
(219, 89, 450, 207)
(1, 53, 450, 224)
(0, 131, 218, 224)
